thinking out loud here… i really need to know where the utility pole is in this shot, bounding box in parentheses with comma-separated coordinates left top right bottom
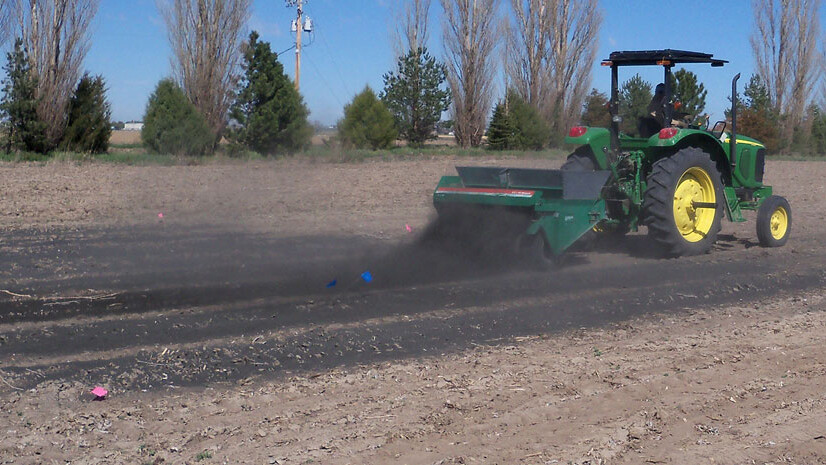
(287, 0, 311, 91)
(294, 0, 302, 91)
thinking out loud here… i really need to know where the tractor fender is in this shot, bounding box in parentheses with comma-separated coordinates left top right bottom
(564, 127, 610, 170)
(650, 129, 732, 183)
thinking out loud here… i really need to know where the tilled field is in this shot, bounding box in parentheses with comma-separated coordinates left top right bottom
(1, 157, 826, 464)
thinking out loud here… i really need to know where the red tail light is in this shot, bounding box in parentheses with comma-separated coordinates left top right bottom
(659, 127, 678, 139)
(568, 126, 587, 138)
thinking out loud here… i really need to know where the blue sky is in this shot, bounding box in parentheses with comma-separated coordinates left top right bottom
(69, 1, 824, 125)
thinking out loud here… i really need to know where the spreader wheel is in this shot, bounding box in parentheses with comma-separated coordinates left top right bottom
(516, 233, 560, 270)
(643, 147, 724, 257)
(756, 195, 791, 247)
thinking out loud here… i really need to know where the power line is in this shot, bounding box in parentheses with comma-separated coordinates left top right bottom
(315, 22, 352, 98)
(305, 53, 346, 110)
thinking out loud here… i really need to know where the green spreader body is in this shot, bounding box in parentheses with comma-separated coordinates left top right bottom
(434, 167, 611, 256)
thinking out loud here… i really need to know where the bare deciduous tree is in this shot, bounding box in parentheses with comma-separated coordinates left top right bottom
(506, 0, 601, 141)
(158, 0, 251, 141)
(441, 0, 501, 148)
(506, 0, 550, 111)
(0, 0, 13, 45)
(751, 0, 820, 127)
(392, 0, 431, 56)
(16, 0, 99, 148)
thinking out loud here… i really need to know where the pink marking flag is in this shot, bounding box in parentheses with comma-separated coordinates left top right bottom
(406, 224, 412, 233)
(158, 213, 164, 219)
(90, 386, 108, 399)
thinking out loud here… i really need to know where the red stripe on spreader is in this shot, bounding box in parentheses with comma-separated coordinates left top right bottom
(436, 187, 536, 197)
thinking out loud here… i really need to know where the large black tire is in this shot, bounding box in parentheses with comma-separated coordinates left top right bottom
(561, 149, 597, 171)
(756, 195, 791, 247)
(642, 147, 724, 257)
(561, 149, 600, 250)
(561, 148, 628, 249)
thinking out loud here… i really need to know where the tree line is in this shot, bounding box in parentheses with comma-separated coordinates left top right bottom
(0, 1, 109, 155)
(2, 0, 826, 157)
(341, 0, 600, 151)
(343, 0, 826, 155)
(0, 0, 600, 156)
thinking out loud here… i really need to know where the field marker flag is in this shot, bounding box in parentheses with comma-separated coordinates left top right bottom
(361, 271, 373, 283)
(90, 386, 108, 400)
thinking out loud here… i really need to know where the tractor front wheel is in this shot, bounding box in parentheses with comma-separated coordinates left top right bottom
(756, 195, 791, 247)
(643, 147, 724, 257)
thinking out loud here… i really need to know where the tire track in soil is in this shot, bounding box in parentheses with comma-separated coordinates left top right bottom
(1, 226, 824, 392)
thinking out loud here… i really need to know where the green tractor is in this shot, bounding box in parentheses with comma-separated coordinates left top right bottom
(432, 49, 791, 263)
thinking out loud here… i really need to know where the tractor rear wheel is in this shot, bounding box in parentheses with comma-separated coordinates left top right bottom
(643, 147, 724, 257)
(756, 195, 791, 247)
(561, 148, 597, 171)
(560, 149, 614, 250)
(561, 148, 628, 249)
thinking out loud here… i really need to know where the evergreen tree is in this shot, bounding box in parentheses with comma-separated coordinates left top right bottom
(142, 79, 214, 156)
(230, 31, 312, 155)
(380, 47, 451, 148)
(788, 104, 818, 155)
(338, 86, 397, 150)
(487, 99, 514, 150)
(736, 75, 780, 152)
(63, 73, 112, 153)
(790, 123, 811, 154)
(618, 74, 652, 135)
(744, 74, 773, 112)
(487, 90, 549, 150)
(669, 69, 707, 118)
(809, 105, 826, 155)
(0, 39, 47, 153)
(509, 91, 550, 149)
(726, 75, 770, 119)
(580, 88, 611, 128)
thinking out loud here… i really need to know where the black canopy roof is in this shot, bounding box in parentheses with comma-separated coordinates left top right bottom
(604, 49, 727, 67)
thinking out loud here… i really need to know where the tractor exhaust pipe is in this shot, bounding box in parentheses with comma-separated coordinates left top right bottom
(730, 73, 741, 169)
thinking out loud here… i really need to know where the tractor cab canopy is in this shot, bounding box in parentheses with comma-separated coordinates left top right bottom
(602, 49, 728, 67)
(602, 50, 728, 144)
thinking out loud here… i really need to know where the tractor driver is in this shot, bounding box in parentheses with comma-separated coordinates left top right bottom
(648, 83, 668, 122)
(638, 83, 668, 137)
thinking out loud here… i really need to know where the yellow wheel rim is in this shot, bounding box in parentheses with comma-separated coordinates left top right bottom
(672, 166, 716, 243)
(769, 206, 789, 240)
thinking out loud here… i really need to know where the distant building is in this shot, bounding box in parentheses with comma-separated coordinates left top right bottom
(124, 122, 144, 131)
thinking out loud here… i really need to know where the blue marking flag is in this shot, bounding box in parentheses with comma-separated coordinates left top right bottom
(326, 279, 337, 288)
(361, 271, 373, 283)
